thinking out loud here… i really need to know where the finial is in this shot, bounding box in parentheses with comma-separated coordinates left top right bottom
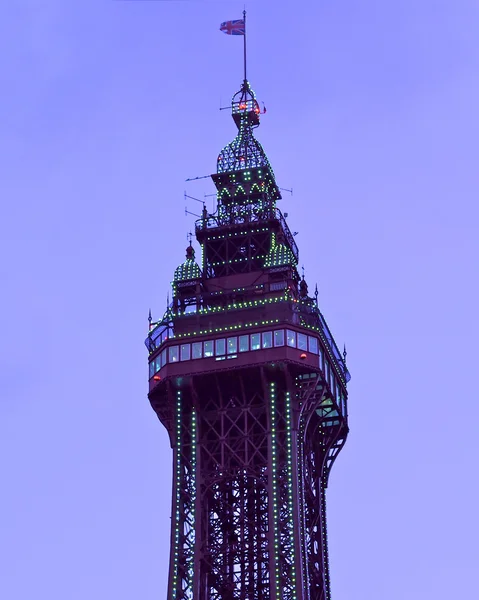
(167, 292, 170, 308)
(343, 344, 347, 363)
(186, 244, 195, 260)
(299, 273, 308, 298)
(148, 308, 152, 330)
(187, 231, 193, 245)
(314, 284, 319, 306)
(301, 265, 305, 280)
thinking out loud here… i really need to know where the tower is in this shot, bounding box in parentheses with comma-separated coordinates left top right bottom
(146, 76, 350, 600)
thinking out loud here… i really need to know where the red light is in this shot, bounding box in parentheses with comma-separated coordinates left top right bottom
(300, 353, 307, 360)
(239, 103, 246, 110)
(153, 375, 161, 381)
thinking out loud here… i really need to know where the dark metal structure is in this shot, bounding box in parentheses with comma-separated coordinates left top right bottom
(146, 77, 350, 600)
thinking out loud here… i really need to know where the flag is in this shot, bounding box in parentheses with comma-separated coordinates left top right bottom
(220, 19, 245, 36)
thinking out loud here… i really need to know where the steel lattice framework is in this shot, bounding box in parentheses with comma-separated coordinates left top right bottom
(146, 79, 350, 600)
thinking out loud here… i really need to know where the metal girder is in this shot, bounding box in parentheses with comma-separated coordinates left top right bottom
(158, 364, 347, 600)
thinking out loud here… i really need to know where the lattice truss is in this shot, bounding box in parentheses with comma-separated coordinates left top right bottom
(203, 229, 271, 278)
(167, 369, 347, 600)
(215, 198, 276, 229)
(171, 391, 197, 600)
(194, 371, 270, 600)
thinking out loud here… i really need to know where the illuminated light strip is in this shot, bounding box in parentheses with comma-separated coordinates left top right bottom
(317, 420, 331, 598)
(210, 254, 266, 267)
(171, 390, 182, 599)
(174, 292, 291, 317)
(284, 390, 297, 596)
(186, 407, 198, 591)
(172, 317, 282, 340)
(210, 284, 264, 296)
(270, 382, 281, 599)
(321, 475, 331, 600)
(206, 227, 269, 241)
(297, 409, 310, 600)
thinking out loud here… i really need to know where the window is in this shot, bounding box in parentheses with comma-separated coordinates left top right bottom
(250, 333, 261, 350)
(169, 346, 179, 363)
(326, 361, 330, 384)
(227, 337, 238, 354)
(262, 331, 273, 349)
(297, 333, 308, 351)
(192, 342, 202, 359)
(331, 372, 335, 395)
(155, 355, 162, 372)
(204, 341, 214, 357)
(160, 349, 167, 368)
(215, 338, 226, 356)
(308, 336, 318, 354)
(274, 330, 285, 347)
(239, 335, 249, 352)
(180, 344, 191, 361)
(319, 347, 324, 370)
(149, 362, 155, 378)
(286, 330, 296, 348)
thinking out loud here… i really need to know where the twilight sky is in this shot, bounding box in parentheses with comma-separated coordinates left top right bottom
(1, 1, 478, 599)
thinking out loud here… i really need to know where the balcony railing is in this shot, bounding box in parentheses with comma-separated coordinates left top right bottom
(196, 207, 298, 262)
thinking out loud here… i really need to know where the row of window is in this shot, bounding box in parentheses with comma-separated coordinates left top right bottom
(149, 328, 345, 408)
(149, 329, 321, 377)
(151, 328, 326, 373)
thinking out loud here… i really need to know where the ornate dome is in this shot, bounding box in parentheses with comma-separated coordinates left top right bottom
(173, 245, 202, 282)
(217, 128, 272, 174)
(264, 234, 297, 268)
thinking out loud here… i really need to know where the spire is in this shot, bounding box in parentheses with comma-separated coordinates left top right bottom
(214, 11, 280, 209)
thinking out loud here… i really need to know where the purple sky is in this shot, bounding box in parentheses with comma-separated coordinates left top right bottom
(1, 1, 478, 598)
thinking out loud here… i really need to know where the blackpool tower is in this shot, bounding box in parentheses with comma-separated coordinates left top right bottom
(145, 24, 350, 600)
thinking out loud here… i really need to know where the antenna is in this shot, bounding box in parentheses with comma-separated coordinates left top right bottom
(184, 191, 205, 205)
(185, 208, 201, 218)
(279, 187, 293, 195)
(184, 191, 204, 219)
(185, 174, 211, 182)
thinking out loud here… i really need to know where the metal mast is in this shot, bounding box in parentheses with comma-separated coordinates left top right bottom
(146, 42, 350, 600)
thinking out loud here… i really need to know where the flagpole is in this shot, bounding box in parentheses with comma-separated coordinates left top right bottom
(243, 9, 247, 82)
